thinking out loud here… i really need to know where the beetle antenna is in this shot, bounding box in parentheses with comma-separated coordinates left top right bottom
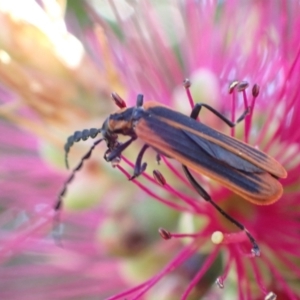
(54, 138, 104, 241)
(56, 137, 104, 211)
(136, 94, 144, 107)
(64, 128, 101, 169)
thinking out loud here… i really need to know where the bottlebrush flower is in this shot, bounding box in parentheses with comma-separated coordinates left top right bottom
(85, 1, 300, 299)
(1, 1, 300, 300)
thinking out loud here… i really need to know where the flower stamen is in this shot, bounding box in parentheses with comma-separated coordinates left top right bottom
(211, 230, 260, 257)
(215, 254, 233, 290)
(121, 155, 206, 213)
(216, 277, 224, 289)
(230, 81, 236, 137)
(211, 230, 249, 245)
(183, 78, 196, 111)
(265, 291, 277, 300)
(158, 227, 204, 240)
(111, 92, 127, 108)
(152, 169, 166, 186)
(228, 80, 239, 94)
(158, 227, 171, 239)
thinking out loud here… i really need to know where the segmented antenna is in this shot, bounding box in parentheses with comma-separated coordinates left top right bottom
(55, 138, 104, 212)
(64, 128, 100, 169)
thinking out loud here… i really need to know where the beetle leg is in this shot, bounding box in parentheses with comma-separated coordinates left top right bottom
(190, 103, 250, 127)
(182, 166, 211, 201)
(105, 137, 137, 162)
(129, 144, 149, 180)
(182, 165, 260, 256)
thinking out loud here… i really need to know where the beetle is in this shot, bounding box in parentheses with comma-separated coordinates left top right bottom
(56, 91, 287, 256)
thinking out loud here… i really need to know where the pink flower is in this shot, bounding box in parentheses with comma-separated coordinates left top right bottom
(83, 1, 300, 299)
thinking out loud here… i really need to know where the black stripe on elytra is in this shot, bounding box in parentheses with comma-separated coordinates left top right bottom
(182, 129, 263, 173)
(147, 106, 268, 163)
(143, 112, 264, 194)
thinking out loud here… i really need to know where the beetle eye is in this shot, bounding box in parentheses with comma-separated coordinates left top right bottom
(101, 118, 109, 132)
